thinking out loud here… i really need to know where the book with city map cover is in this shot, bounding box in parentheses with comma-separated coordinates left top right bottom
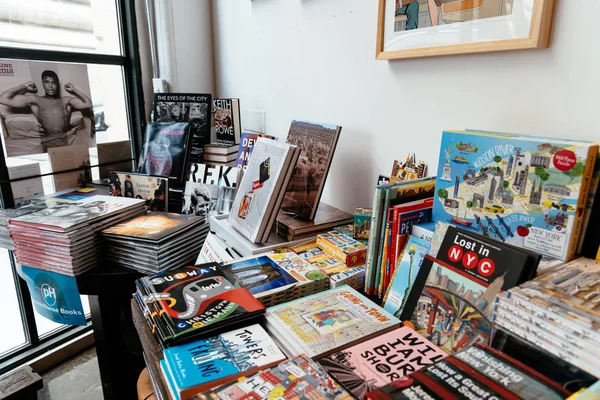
(365, 343, 570, 400)
(135, 264, 265, 347)
(138, 122, 193, 185)
(399, 226, 540, 355)
(153, 93, 212, 164)
(280, 120, 342, 220)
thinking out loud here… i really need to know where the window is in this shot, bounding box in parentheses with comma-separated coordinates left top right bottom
(0, 0, 143, 374)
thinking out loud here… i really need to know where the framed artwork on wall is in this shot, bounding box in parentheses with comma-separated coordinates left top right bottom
(376, 0, 555, 60)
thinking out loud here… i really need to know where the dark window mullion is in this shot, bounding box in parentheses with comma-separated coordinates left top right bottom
(10, 254, 40, 347)
(0, 47, 127, 66)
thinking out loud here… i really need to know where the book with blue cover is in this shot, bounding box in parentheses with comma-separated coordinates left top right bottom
(161, 324, 285, 400)
(383, 236, 431, 318)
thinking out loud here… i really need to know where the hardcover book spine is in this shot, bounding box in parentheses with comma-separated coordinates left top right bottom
(366, 189, 384, 295)
(568, 145, 599, 260)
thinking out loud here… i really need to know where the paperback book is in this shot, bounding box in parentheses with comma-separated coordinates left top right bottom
(400, 226, 540, 355)
(136, 264, 265, 347)
(365, 343, 570, 400)
(194, 355, 352, 400)
(213, 98, 241, 145)
(153, 93, 212, 164)
(138, 122, 192, 185)
(222, 252, 329, 307)
(280, 120, 342, 220)
(161, 324, 285, 400)
(235, 132, 276, 169)
(228, 138, 300, 243)
(318, 326, 446, 399)
(183, 163, 239, 218)
(265, 286, 400, 358)
(432, 130, 598, 261)
(109, 172, 168, 212)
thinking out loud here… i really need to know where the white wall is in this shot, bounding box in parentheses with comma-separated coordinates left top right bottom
(212, 1, 600, 214)
(154, 0, 215, 93)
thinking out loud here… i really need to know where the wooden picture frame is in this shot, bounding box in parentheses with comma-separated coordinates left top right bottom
(376, 0, 555, 60)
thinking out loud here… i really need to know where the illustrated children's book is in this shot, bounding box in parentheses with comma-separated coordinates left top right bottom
(136, 264, 265, 346)
(400, 226, 540, 355)
(391, 153, 427, 181)
(194, 355, 353, 400)
(432, 130, 598, 261)
(138, 122, 192, 185)
(365, 343, 570, 400)
(234, 132, 276, 169)
(265, 286, 400, 358)
(318, 326, 446, 399)
(383, 236, 430, 319)
(280, 120, 342, 220)
(354, 208, 372, 241)
(160, 324, 285, 400)
(221, 252, 328, 307)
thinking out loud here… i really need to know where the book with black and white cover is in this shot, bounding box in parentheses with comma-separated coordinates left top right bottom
(213, 98, 241, 145)
(280, 120, 341, 220)
(228, 139, 299, 243)
(153, 93, 212, 164)
(183, 163, 239, 218)
(138, 122, 192, 185)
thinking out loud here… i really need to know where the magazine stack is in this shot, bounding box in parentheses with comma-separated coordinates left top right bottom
(101, 212, 210, 274)
(495, 257, 600, 376)
(134, 263, 265, 348)
(8, 195, 146, 275)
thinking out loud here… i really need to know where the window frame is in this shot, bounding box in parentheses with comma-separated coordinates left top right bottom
(0, 0, 144, 374)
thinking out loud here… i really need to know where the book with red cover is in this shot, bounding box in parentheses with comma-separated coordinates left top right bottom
(365, 343, 570, 400)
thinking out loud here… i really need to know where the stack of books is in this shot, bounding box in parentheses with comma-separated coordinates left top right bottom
(265, 286, 400, 358)
(101, 212, 210, 274)
(167, 185, 184, 214)
(272, 203, 354, 241)
(194, 355, 352, 400)
(203, 143, 239, 166)
(365, 343, 571, 400)
(8, 195, 146, 275)
(134, 264, 265, 348)
(221, 252, 330, 307)
(228, 139, 301, 243)
(160, 324, 286, 400)
(495, 257, 600, 376)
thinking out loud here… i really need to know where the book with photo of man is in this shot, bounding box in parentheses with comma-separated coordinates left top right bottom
(109, 172, 168, 212)
(281, 120, 342, 220)
(0, 59, 95, 157)
(138, 122, 192, 185)
(182, 162, 240, 219)
(213, 98, 241, 145)
(153, 93, 212, 164)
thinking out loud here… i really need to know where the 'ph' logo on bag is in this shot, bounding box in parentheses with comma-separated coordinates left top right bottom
(41, 283, 57, 306)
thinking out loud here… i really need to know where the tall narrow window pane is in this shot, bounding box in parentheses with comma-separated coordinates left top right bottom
(0, 250, 27, 357)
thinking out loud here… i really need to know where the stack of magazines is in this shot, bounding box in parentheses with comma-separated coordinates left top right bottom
(134, 263, 266, 348)
(494, 257, 600, 377)
(8, 196, 146, 275)
(101, 212, 210, 274)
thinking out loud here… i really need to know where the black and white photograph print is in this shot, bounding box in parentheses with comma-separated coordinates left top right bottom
(182, 181, 236, 219)
(0, 59, 95, 157)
